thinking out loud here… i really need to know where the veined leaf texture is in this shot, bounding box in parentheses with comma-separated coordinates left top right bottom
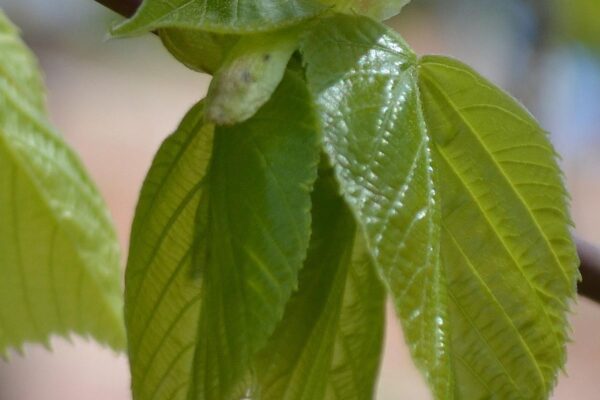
(0, 10, 124, 353)
(0, 1, 579, 400)
(302, 14, 578, 400)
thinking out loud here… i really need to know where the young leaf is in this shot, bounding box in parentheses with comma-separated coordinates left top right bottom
(159, 29, 238, 75)
(419, 55, 578, 399)
(205, 28, 302, 125)
(302, 14, 578, 400)
(190, 69, 320, 399)
(302, 15, 451, 399)
(0, 11, 124, 353)
(113, 0, 325, 36)
(324, 0, 411, 20)
(125, 102, 212, 400)
(255, 165, 386, 400)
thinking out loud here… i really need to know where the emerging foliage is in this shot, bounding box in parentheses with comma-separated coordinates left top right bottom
(0, 1, 581, 400)
(0, 10, 124, 353)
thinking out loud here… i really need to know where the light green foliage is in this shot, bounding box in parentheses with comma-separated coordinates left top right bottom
(419, 55, 578, 398)
(324, 0, 411, 20)
(125, 102, 212, 400)
(0, 2, 579, 400)
(112, 0, 325, 36)
(205, 28, 302, 125)
(0, 11, 124, 353)
(255, 166, 385, 400)
(302, 14, 578, 400)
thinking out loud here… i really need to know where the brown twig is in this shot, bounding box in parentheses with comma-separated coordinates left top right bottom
(92, 0, 600, 305)
(577, 239, 600, 303)
(93, 0, 141, 18)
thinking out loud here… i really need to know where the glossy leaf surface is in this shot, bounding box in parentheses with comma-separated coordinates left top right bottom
(256, 166, 386, 400)
(419, 55, 578, 399)
(205, 28, 301, 125)
(302, 15, 451, 398)
(0, 11, 124, 353)
(125, 102, 212, 400)
(302, 14, 578, 400)
(188, 69, 320, 399)
(113, 0, 324, 36)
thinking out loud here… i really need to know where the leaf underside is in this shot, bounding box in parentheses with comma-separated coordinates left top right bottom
(323, 0, 411, 20)
(126, 69, 320, 400)
(125, 101, 212, 400)
(255, 165, 386, 400)
(0, 11, 124, 354)
(302, 14, 578, 400)
(189, 68, 320, 400)
(113, 0, 325, 36)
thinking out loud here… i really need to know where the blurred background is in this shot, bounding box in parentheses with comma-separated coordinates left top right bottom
(0, 0, 598, 398)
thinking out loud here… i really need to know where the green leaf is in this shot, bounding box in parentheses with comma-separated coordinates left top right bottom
(190, 69, 320, 399)
(0, 11, 124, 353)
(302, 14, 578, 400)
(301, 14, 451, 399)
(255, 165, 386, 400)
(205, 28, 302, 125)
(419, 55, 578, 399)
(113, 0, 325, 36)
(159, 29, 238, 75)
(126, 68, 318, 400)
(125, 101, 212, 400)
(323, 0, 411, 20)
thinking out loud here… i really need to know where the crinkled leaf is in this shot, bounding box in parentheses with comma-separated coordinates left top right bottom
(159, 29, 238, 75)
(302, 14, 450, 398)
(125, 101, 212, 400)
(302, 14, 578, 400)
(419, 55, 578, 399)
(113, 0, 325, 36)
(189, 69, 320, 399)
(205, 28, 302, 125)
(255, 165, 385, 400)
(324, 0, 411, 20)
(0, 11, 124, 353)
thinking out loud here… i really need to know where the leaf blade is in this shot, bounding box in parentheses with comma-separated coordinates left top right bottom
(301, 14, 452, 398)
(113, 0, 325, 36)
(189, 68, 320, 399)
(0, 11, 124, 353)
(125, 101, 212, 400)
(256, 166, 386, 400)
(419, 55, 578, 398)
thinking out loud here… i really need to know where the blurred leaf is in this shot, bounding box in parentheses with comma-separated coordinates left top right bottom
(205, 27, 302, 125)
(256, 166, 386, 400)
(125, 101, 212, 400)
(302, 14, 578, 399)
(0, 11, 124, 353)
(555, 0, 600, 51)
(113, 0, 325, 36)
